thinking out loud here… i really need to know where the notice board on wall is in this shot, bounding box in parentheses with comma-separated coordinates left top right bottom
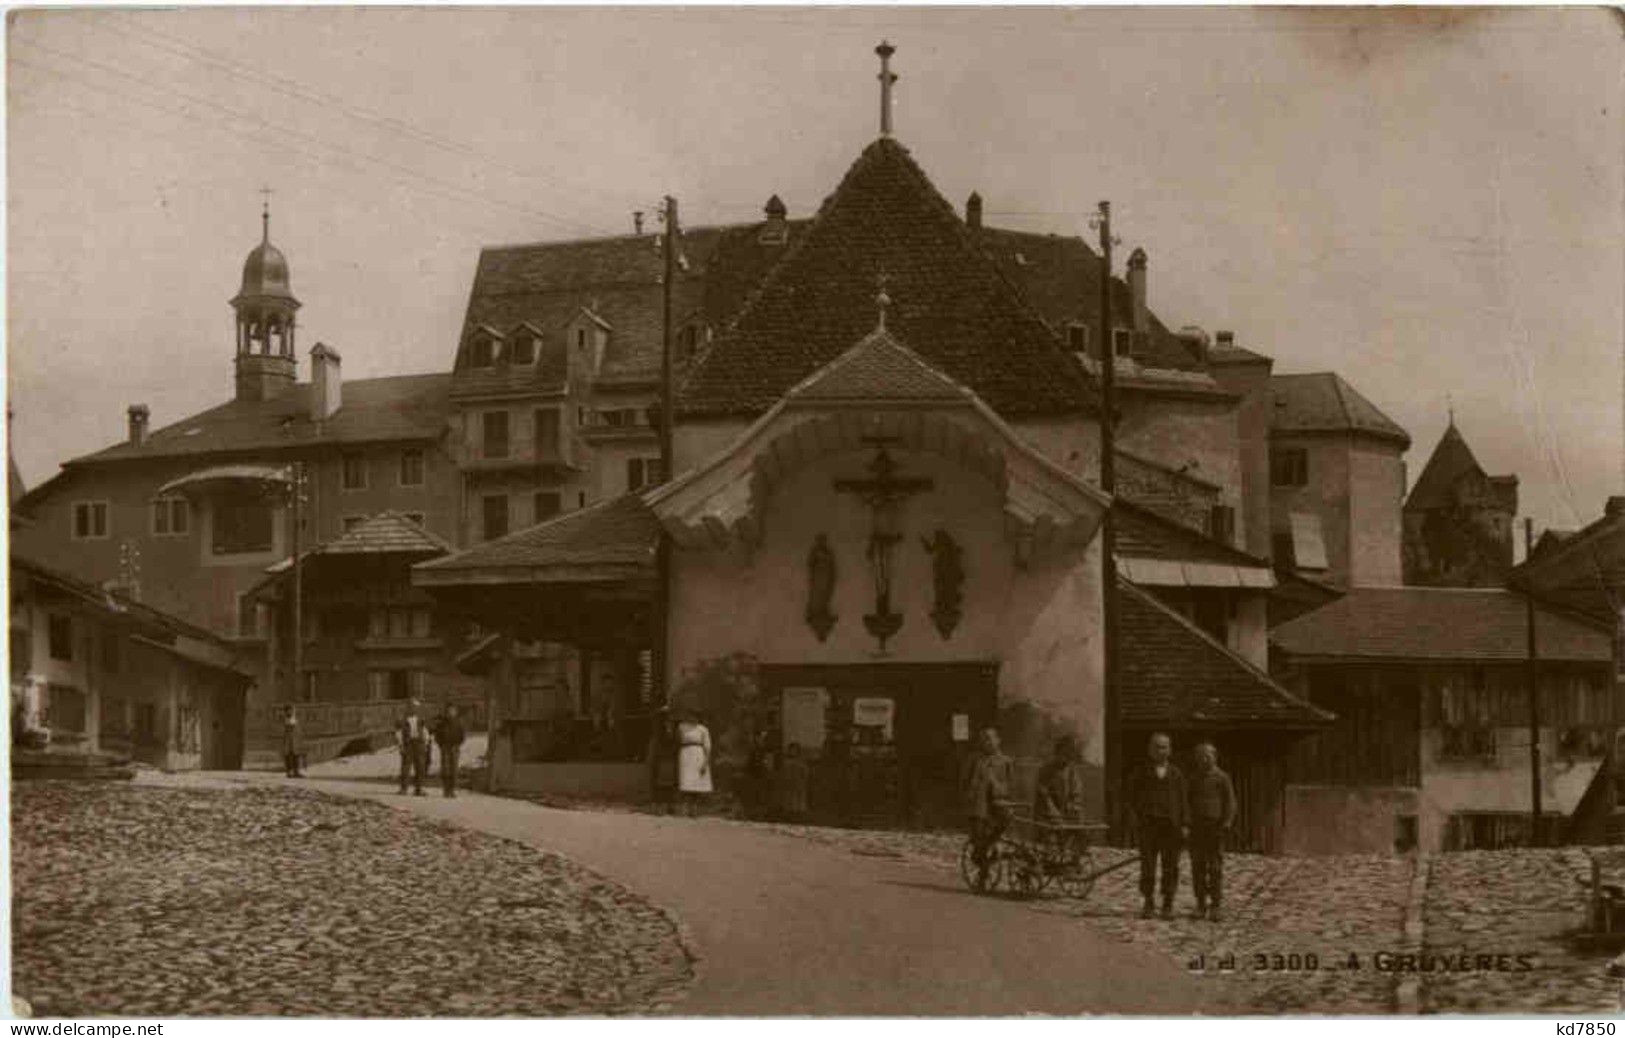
(781, 687, 828, 754)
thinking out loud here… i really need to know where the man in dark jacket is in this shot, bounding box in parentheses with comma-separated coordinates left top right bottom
(434, 704, 467, 798)
(1124, 731, 1187, 919)
(961, 728, 1013, 879)
(1187, 740, 1237, 921)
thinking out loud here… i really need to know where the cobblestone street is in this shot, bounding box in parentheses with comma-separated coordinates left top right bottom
(11, 782, 694, 1017)
(1422, 848, 1623, 1014)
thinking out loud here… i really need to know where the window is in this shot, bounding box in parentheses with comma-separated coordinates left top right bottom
(101, 632, 121, 674)
(482, 494, 509, 541)
(71, 501, 109, 540)
(469, 333, 496, 368)
(399, 449, 425, 487)
(1066, 323, 1089, 353)
(482, 411, 510, 460)
(150, 497, 190, 537)
(1112, 327, 1134, 358)
(1435, 671, 1498, 763)
(1208, 505, 1236, 545)
(534, 492, 562, 523)
(535, 408, 561, 461)
(576, 329, 587, 351)
(212, 492, 274, 555)
(237, 594, 260, 638)
(1270, 447, 1309, 488)
(510, 332, 537, 366)
(341, 453, 368, 490)
(627, 457, 663, 491)
(47, 615, 73, 662)
(342, 515, 367, 533)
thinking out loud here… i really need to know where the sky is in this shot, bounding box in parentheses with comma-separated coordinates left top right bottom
(8, 6, 1623, 539)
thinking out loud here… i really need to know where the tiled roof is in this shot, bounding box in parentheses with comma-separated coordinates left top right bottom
(1114, 499, 1264, 567)
(11, 551, 237, 651)
(1118, 579, 1334, 730)
(315, 512, 452, 557)
(414, 493, 659, 581)
(1269, 586, 1612, 663)
(1405, 422, 1489, 511)
(67, 373, 453, 466)
(455, 220, 807, 395)
(1269, 372, 1411, 447)
(973, 227, 1203, 373)
(788, 327, 969, 404)
(678, 138, 1096, 419)
(1207, 342, 1274, 366)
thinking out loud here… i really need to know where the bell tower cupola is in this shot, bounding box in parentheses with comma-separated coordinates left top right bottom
(231, 198, 301, 402)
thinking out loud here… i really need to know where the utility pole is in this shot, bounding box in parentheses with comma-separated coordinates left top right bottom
(1526, 516, 1543, 844)
(290, 461, 305, 703)
(1094, 200, 1120, 840)
(653, 196, 679, 708)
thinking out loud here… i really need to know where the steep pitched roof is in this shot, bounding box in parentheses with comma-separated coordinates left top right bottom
(1269, 372, 1410, 448)
(314, 511, 452, 557)
(414, 493, 660, 584)
(455, 220, 808, 396)
(1115, 499, 1266, 567)
(1405, 421, 1485, 511)
(1269, 586, 1612, 663)
(64, 373, 452, 467)
(1118, 579, 1334, 730)
(788, 327, 969, 404)
(678, 137, 1095, 419)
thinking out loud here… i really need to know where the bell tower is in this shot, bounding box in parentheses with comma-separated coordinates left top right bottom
(231, 198, 301, 402)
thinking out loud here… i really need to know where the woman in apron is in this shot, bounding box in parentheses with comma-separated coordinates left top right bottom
(675, 709, 713, 817)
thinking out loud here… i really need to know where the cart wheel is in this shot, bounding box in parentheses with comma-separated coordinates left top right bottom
(959, 839, 1006, 895)
(1008, 845, 1044, 900)
(1056, 847, 1098, 900)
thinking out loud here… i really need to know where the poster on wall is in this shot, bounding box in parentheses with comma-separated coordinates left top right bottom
(852, 696, 895, 742)
(782, 687, 828, 753)
(951, 713, 970, 742)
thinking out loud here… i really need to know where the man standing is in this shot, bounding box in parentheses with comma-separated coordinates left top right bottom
(281, 705, 304, 778)
(961, 728, 1013, 882)
(1124, 731, 1187, 919)
(1187, 741, 1237, 921)
(434, 704, 466, 799)
(398, 699, 428, 796)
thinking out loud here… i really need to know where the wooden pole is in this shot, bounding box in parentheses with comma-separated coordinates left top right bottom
(1097, 201, 1120, 839)
(1527, 517, 1543, 844)
(654, 196, 678, 710)
(291, 461, 304, 703)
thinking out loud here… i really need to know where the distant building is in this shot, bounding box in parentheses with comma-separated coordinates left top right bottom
(1267, 373, 1412, 590)
(1402, 419, 1518, 587)
(1271, 585, 1614, 853)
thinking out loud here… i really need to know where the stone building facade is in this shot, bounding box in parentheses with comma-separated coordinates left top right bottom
(1403, 420, 1518, 587)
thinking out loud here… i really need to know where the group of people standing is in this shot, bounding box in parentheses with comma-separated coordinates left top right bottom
(960, 727, 1237, 922)
(276, 700, 467, 798)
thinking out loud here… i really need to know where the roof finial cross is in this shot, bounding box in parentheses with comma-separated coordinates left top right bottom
(259, 186, 273, 243)
(875, 40, 898, 138)
(875, 272, 891, 332)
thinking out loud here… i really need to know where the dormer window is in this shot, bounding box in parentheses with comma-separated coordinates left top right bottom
(510, 330, 538, 366)
(576, 329, 587, 352)
(1112, 327, 1134, 358)
(469, 333, 496, 369)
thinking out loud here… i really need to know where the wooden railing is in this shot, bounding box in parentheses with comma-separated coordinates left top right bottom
(245, 695, 488, 745)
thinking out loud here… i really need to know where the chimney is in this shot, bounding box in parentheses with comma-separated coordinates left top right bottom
(966, 191, 983, 231)
(760, 195, 788, 245)
(1176, 325, 1210, 365)
(127, 404, 150, 446)
(1127, 247, 1149, 335)
(1606, 495, 1625, 519)
(633, 211, 645, 236)
(1215, 330, 1235, 351)
(309, 343, 342, 422)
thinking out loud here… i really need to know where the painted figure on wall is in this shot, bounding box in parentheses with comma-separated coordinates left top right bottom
(806, 534, 838, 641)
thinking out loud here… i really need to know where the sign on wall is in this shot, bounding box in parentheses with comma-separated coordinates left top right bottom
(951, 713, 970, 742)
(782, 687, 828, 753)
(852, 696, 895, 742)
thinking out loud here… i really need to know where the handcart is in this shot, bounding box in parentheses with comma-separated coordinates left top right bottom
(958, 805, 1137, 901)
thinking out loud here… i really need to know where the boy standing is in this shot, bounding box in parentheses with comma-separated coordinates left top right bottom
(1124, 732, 1187, 919)
(1187, 741, 1237, 921)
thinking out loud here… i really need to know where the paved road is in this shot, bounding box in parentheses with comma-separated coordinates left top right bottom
(229, 775, 1207, 1015)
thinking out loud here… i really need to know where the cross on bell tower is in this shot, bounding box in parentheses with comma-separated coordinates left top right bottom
(876, 40, 898, 138)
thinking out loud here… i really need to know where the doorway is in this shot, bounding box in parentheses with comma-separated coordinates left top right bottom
(760, 663, 998, 828)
